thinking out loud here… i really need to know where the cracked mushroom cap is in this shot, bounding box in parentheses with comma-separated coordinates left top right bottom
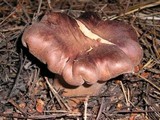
(22, 12, 143, 86)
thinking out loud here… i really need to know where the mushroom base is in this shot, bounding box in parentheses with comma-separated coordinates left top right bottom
(53, 75, 106, 97)
(53, 75, 106, 109)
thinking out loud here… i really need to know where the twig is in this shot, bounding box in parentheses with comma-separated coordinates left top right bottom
(136, 74, 160, 91)
(125, 0, 160, 15)
(8, 51, 26, 98)
(119, 81, 130, 107)
(111, 0, 160, 20)
(21, 3, 31, 23)
(0, 10, 16, 25)
(83, 96, 89, 120)
(44, 77, 71, 111)
(37, 0, 42, 16)
(116, 109, 160, 113)
(98, 4, 107, 13)
(143, 97, 160, 118)
(0, 111, 82, 119)
(136, 13, 160, 20)
(137, 27, 160, 42)
(3, 0, 14, 9)
(28, 68, 40, 97)
(32, 0, 43, 22)
(0, 26, 24, 32)
(47, 0, 52, 10)
(96, 97, 104, 120)
(142, 59, 154, 69)
(8, 99, 29, 116)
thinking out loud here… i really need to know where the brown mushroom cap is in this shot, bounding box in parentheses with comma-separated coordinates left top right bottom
(22, 12, 143, 86)
(78, 12, 142, 66)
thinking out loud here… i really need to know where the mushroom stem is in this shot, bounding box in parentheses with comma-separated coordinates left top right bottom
(53, 75, 106, 109)
(53, 75, 105, 97)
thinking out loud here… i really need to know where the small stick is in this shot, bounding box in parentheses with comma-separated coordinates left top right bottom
(143, 97, 160, 118)
(28, 68, 40, 97)
(37, 0, 42, 15)
(8, 52, 26, 98)
(8, 99, 29, 116)
(96, 97, 104, 120)
(32, 0, 42, 22)
(83, 96, 89, 120)
(45, 77, 71, 111)
(47, 0, 52, 10)
(136, 74, 160, 91)
(119, 81, 130, 107)
(21, 3, 31, 23)
(111, 0, 160, 20)
(0, 11, 16, 25)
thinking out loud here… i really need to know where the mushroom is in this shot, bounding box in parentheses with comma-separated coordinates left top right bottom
(22, 12, 143, 98)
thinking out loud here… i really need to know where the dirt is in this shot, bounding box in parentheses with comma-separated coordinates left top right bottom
(0, 0, 160, 120)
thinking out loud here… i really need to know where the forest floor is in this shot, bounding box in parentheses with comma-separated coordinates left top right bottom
(0, 0, 160, 120)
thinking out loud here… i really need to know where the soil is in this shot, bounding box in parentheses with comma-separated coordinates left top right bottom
(0, 0, 160, 120)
